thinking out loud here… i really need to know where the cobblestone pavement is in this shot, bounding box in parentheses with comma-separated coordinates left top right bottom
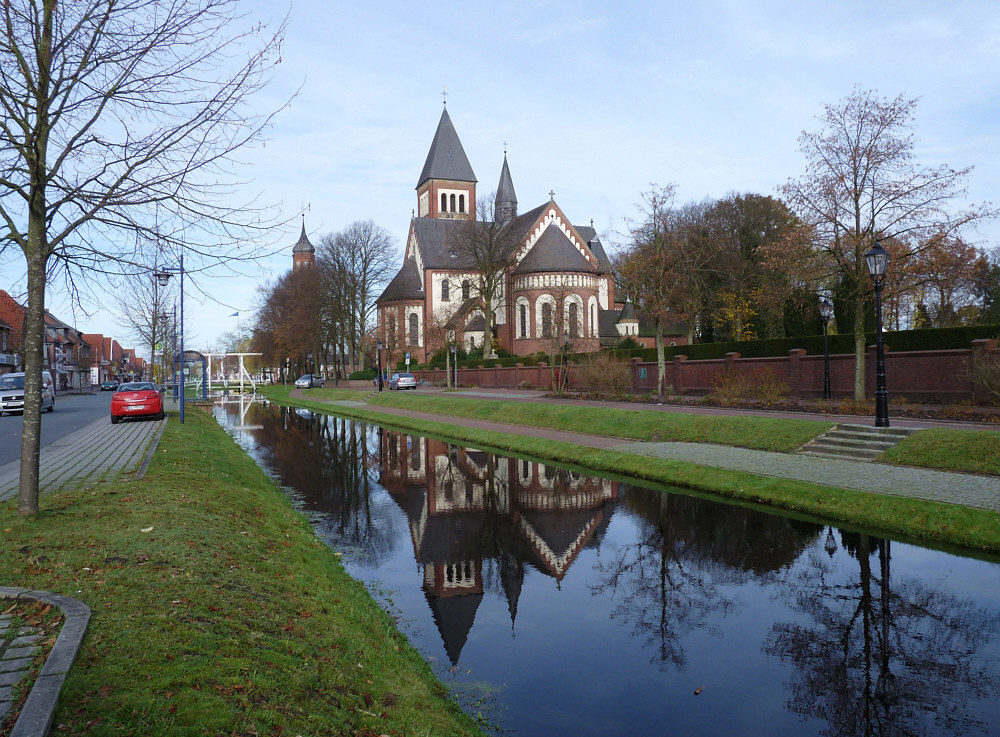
(0, 414, 165, 502)
(609, 440, 1000, 511)
(0, 589, 92, 737)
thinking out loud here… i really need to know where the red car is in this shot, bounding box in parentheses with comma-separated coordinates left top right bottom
(110, 381, 165, 424)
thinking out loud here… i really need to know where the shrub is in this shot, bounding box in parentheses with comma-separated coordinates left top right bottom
(575, 352, 633, 397)
(517, 380, 534, 390)
(968, 347, 1000, 404)
(348, 369, 377, 380)
(707, 367, 790, 405)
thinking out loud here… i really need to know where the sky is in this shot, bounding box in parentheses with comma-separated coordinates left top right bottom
(4, 0, 999, 360)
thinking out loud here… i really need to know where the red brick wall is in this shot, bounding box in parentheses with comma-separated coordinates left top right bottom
(411, 340, 997, 403)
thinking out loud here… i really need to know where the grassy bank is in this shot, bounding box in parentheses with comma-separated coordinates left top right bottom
(263, 387, 1000, 554)
(367, 391, 833, 451)
(0, 409, 482, 737)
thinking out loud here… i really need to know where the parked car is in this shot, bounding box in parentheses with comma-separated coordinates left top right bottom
(294, 374, 325, 388)
(100, 380, 119, 391)
(388, 372, 417, 390)
(110, 381, 164, 424)
(0, 371, 55, 415)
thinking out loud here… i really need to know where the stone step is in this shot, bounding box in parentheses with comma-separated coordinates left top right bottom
(797, 424, 916, 462)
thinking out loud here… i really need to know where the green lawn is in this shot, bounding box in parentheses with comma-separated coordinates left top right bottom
(0, 409, 483, 737)
(260, 386, 1000, 554)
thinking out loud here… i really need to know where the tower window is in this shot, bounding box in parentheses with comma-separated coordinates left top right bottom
(441, 279, 450, 301)
(591, 304, 596, 336)
(441, 193, 447, 212)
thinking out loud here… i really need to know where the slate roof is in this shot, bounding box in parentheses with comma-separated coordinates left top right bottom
(513, 223, 596, 275)
(573, 225, 612, 275)
(496, 153, 517, 216)
(417, 107, 477, 188)
(292, 222, 315, 254)
(377, 258, 424, 303)
(410, 218, 476, 270)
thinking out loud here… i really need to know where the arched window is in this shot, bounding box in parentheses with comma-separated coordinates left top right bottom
(450, 194, 456, 212)
(519, 304, 527, 338)
(542, 303, 552, 338)
(440, 193, 447, 212)
(591, 304, 597, 336)
(409, 313, 418, 346)
(459, 194, 465, 213)
(568, 303, 579, 337)
(441, 279, 450, 301)
(462, 280, 470, 300)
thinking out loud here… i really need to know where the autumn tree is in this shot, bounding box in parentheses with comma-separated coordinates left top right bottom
(447, 195, 521, 359)
(0, 0, 285, 516)
(702, 194, 813, 341)
(781, 87, 993, 400)
(617, 186, 715, 401)
(254, 267, 324, 381)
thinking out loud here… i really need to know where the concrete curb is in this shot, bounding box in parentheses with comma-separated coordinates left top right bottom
(0, 588, 91, 737)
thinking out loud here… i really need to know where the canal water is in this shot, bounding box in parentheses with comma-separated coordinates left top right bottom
(216, 398, 1000, 737)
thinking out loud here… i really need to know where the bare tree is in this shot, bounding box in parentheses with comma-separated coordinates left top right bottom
(448, 194, 520, 359)
(318, 221, 396, 373)
(112, 272, 176, 383)
(781, 87, 994, 400)
(0, 0, 286, 515)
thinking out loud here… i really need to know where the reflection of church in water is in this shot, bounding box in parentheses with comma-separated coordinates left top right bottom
(376, 429, 618, 664)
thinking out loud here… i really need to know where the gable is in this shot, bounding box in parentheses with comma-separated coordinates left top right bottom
(513, 203, 600, 273)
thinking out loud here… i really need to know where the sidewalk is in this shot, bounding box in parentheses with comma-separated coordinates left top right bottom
(303, 386, 1000, 512)
(0, 415, 165, 502)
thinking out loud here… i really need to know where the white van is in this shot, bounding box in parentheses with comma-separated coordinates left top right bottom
(0, 371, 55, 414)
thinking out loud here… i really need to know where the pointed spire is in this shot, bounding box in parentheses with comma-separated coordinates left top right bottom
(417, 106, 477, 189)
(292, 216, 314, 254)
(496, 150, 518, 221)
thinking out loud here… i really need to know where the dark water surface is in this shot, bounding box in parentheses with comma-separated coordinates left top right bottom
(215, 398, 1000, 737)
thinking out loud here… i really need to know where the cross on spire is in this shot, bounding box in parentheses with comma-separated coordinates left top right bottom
(441, 86, 447, 105)
(549, 189, 555, 201)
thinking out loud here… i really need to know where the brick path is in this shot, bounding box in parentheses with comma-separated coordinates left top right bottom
(0, 415, 165, 502)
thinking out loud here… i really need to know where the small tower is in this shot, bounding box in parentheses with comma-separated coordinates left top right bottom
(292, 217, 315, 270)
(416, 104, 477, 220)
(495, 149, 517, 222)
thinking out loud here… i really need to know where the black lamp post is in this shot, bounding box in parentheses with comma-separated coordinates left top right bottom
(820, 298, 833, 400)
(864, 241, 890, 427)
(376, 339, 383, 392)
(154, 255, 185, 423)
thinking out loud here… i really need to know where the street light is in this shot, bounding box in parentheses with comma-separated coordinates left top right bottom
(819, 298, 833, 400)
(154, 254, 185, 423)
(561, 330, 570, 394)
(376, 339, 383, 392)
(864, 241, 890, 427)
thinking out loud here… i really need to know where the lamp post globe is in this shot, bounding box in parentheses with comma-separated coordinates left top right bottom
(864, 241, 890, 427)
(819, 298, 833, 400)
(376, 339, 383, 392)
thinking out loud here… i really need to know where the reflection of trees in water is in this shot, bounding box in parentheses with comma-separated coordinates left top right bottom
(592, 488, 820, 669)
(766, 532, 1000, 737)
(235, 404, 399, 566)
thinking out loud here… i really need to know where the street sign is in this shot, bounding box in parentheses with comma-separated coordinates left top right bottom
(405, 352, 410, 366)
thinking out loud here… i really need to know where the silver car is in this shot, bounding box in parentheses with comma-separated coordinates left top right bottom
(388, 372, 416, 390)
(0, 371, 55, 414)
(294, 374, 324, 389)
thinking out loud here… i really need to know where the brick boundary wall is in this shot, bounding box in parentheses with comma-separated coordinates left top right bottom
(411, 339, 998, 404)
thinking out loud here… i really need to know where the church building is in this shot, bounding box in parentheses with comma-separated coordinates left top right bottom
(377, 105, 646, 364)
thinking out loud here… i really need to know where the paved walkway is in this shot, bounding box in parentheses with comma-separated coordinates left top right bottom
(301, 386, 1000, 512)
(0, 415, 165, 502)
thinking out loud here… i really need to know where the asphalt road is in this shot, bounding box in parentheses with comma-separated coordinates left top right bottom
(0, 391, 112, 466)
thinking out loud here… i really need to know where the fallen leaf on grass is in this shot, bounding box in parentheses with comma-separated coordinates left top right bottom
(141, 527, 154, 533)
